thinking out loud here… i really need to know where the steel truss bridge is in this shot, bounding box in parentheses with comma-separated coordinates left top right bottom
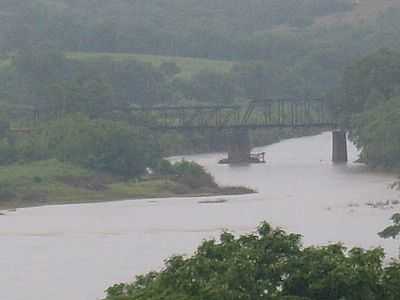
(129, 98, 337, 131)
(5, 98, 346, 164)
(128, 98, 346, 164)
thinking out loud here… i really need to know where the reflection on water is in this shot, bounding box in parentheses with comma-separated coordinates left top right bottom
(0, 132, 399, 300)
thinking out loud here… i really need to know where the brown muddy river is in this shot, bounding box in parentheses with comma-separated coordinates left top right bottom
(0, 132, 398, 300)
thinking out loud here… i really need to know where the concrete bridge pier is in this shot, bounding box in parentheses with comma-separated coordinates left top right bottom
(227, 128, 251, 163)
(332, 130, 348, 163)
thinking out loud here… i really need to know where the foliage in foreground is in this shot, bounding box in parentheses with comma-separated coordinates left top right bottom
(105, 223, 400, 300)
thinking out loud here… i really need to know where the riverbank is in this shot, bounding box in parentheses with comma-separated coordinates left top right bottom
(2, 133, 399, 300)
(0, 159, 255, 211)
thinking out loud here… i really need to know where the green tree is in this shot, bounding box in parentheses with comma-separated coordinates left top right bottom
(351, 96, 400, 167)
(338, 49, 400, 125)
(105, 222, 400, 300)
(25, 115, 161, 177)
(185, 70, 239, 104)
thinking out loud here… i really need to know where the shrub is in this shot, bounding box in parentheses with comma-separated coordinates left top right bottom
(156, 160, 217, 189)
(173, 160, 217, 189)
(156, 159, 176, 176)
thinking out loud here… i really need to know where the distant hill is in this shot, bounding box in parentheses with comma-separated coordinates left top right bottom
(0, 0, 356, 56)
(2, 0, 400, 102)
(314, 0, 400, 26)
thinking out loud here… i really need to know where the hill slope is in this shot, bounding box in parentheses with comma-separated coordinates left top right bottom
(0, 0, 355, 56)
(66, 52, 234, 78)
(315, 0, 400, 26)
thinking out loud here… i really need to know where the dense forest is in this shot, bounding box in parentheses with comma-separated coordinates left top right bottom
(0, 0, 398, 193)
(2, 1, 400, 299)
(0, 0, 354, 55)
(0, 0, 400, 98)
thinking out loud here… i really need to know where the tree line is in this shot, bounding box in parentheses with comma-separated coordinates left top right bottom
(0, 1, 399, 173)
(0, 48, 291, 177)
(3, 1, 400, 101)
(0, 0, 353, 55)
(3, 47, 400, 170)
(333, 48, 400, 168)
(2, 48, 323, 118)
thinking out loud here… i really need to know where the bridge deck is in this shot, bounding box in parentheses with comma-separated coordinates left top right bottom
(145, 123, 337, 130)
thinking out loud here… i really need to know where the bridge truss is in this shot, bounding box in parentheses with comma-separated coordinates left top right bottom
(129, 98, 337, 130)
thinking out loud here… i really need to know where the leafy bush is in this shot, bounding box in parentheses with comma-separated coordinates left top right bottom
(173, 160, 217, 189)
(351, 96, 400, 167)
(105, 222, 400, 300)
(156, 160, 217, 189)
(156, 160, 177, 176)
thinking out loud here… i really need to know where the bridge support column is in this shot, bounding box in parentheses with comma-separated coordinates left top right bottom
(332, 130, 348, 163)
(227, 129, 251, 163)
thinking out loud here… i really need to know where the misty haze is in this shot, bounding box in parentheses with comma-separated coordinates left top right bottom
(1, 1, 400, 300)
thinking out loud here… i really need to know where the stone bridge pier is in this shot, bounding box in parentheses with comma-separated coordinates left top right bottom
(222, 129, 348, 164)
(332, 130, 348, 163)
(227, 128, 251, 163)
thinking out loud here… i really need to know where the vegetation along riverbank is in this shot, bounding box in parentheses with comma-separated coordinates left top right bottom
(0, 115, 254, 211)
(0, 158, 254, 211)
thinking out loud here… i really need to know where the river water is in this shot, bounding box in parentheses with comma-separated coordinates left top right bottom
(1, 132, 399, 300)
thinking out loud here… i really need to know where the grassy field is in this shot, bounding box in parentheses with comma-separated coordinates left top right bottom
(0, 159, 253, 210)
(66, 52, 235, 78)
(0, 52, 235, 78)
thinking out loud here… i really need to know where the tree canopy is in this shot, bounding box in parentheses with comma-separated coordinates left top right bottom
(335, 49, 400, 167)
(105, 222, 400, 300)
(0, 0, 354, 54)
